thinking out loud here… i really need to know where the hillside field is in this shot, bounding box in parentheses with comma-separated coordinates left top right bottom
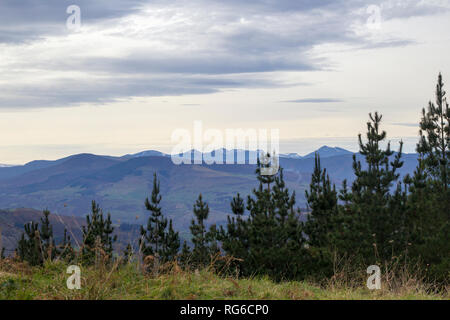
(0, 260, 447, 300)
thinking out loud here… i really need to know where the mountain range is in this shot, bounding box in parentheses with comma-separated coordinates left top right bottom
(0, 146, 418, 237)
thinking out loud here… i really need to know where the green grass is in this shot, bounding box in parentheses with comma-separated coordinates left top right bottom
(0, 260, 447, 300)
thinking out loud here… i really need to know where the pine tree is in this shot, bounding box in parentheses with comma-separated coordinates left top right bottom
(163, 220, 181, 262)
(140, 173, 166, 257)
(220, 154, 306, 280)
(344, 112, 405, 262)
(40, 209, 58, 261)
(16, 210, 60, 266)
(302, 154, 339, 277)
(417, 73, 450, 190)
(406, 145, 446, 264)
(17, 221, 42, 266)
(179, 240, 191, 269)
(269, 169, 305, 280)
(139, 173, 180, 263)
(218, 193, 248, 271)
(407, 73, 450, 283)
(60, 228, 75, 262)
(81, 201, 117, 265)
(190, 194, 215, 268)
(304, 154, 338, 248)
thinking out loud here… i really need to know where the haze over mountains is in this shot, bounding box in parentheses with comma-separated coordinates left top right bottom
(0, 146, 418, 235)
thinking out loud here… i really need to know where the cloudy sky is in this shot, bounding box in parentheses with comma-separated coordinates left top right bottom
(1, 0, 450, 164)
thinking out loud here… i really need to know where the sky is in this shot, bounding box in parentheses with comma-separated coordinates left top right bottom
(1, 0, 450, 164)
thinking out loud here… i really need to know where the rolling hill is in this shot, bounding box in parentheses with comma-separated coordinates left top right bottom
(0, 147, 419, 237)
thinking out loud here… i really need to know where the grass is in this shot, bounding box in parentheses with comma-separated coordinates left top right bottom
(0, 259, 447, 300)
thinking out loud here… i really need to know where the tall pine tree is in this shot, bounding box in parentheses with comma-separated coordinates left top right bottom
(40, 209, 58, 261)
(304, 154, 338, 248)
(302, 154, 339, 277)
(220, 154, 306, 280)
(417, 73, 450, 190)
(190, 194, 217, 268)
(139, 173, 180, 263)
(407, 73, 450, 283)
(343, 112, 405, 262)
(81, 201, 117, 265)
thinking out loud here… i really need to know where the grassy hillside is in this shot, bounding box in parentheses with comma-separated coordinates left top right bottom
(0, 260, 447, 300)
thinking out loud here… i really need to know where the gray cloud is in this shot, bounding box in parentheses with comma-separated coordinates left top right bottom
(0, 75, 289, 109)
(0, 0, 150, 43)
(0, 0, 343, 44)
(60, 54, 320, 75)
(0, 0, 447, 109)
(1, 0, 446, 44)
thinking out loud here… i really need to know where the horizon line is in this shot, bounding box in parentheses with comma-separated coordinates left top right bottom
(0, 143, 418, 167)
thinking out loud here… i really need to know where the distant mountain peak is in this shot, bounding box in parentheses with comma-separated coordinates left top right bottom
(122, 150, 169, 159)
(303, 146, 353, 159)
(317, 145, 344, 151)
(120, 146, 354, 161)
(280, 153, 302, 159)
